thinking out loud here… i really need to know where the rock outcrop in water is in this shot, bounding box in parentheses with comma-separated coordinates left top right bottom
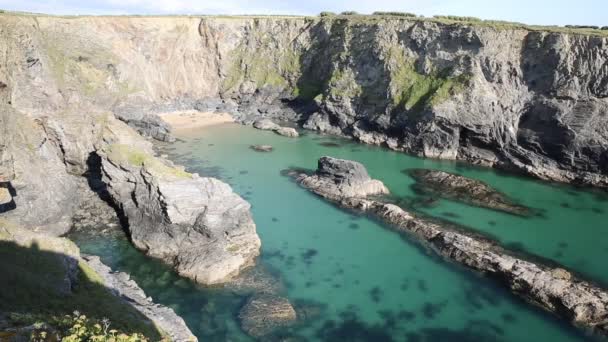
(98, 131, 260, 285)
(298, 157, 389, 199)
(287, 157, 608, 338)
(408, 169, 532, 216)
(253, 119, 300, 138)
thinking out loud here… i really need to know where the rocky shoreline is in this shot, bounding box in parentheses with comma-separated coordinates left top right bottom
(286, 157, 608, 338)
(82, 255, 197, 342)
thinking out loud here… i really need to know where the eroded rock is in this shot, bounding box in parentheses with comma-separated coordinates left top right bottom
(98, 124, 261, 285)
(253, 119, 280, 131)
(253, 119, 300, 138)
(275, 126, 299, 138)
(408, 169, 532, 216)
(295, 156, 389, 199)
(288, 157, 608, 338)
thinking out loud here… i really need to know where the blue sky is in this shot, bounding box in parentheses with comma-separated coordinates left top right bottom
(0, 0, 605, 26)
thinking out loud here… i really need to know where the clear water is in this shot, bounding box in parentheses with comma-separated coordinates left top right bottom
(72, 123, 608, 342)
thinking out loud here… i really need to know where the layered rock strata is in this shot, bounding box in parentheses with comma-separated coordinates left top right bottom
(98, 137, 261, 285)
(287, 157, 608, 337)
(1, 14, 606, 189)
(408, 169, 532, 216)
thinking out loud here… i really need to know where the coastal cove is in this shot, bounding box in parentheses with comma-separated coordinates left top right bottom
(71, 123, 608, 341)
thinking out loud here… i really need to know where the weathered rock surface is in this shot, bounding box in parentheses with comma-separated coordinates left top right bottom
(297, 156, 389, 199)
(98, 136, 261, 285)
(250, 144, 273, 152)
(83, 255, 197, 342)
(275, 126, 299, 138)
(409, 169, 532, 216)
(0, 13, 605, 193)
(288, 157, 608, 338)
(253, 119, 300, 138)
(238, 294, 297, 338)
(253, 119, 281, 131)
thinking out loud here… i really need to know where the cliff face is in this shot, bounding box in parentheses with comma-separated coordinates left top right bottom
(199, 17, 608, 186)
(0, 14, 261, 285)
(0, 12, 606, 268)
(1, 14, 605, 187)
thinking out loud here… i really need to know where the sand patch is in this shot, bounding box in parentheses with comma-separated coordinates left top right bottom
(159, 110, 234, 131)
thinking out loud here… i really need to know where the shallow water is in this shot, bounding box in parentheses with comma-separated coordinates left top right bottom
(72, 123, 608, 341)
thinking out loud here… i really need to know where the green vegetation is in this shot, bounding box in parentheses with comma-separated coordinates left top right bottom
(433, 15, 481, 22)
(293, 81, 325, 100)
(388, 47, 469, 110)
(221, 33, 302, 93)
(327, 69, 362, 99)
(312, 12, 608, 38)
(106, 144, 191, 179)
(319, 11, 336, 17)
(372, 11, 417, 17)
(14, 312, 152, 342)
(340, 11, 360, 16)
(0, 239, 162, 340)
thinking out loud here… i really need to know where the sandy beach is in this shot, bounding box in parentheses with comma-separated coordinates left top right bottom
(159, 110, 235, 131)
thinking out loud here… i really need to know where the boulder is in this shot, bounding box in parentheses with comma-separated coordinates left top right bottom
(408, 169, 532, 216)
(295, 156, 389, 199)
(253, 119, 280, 131)
(275, 127, 299, 138)
(253, 119, 300, 138)
(238, 294, 297, 338)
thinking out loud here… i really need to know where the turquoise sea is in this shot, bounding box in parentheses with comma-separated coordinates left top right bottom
(71, 123, 608, 341)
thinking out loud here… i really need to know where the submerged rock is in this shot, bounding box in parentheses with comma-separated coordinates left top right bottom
(408, 169, 532, 216)
(83, 255, 197, 342)
(238, 294, 297, 338)
(288, 157, 608, 338)
(250, 144, 273, 152)
(294, 156, 389, 199)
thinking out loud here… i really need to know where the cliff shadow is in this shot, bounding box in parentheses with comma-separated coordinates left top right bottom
(84, 152, 130, 234)
(0, 240, 162, 339)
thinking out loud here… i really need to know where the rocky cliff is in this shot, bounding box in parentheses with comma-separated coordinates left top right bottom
(1, 13, 606, 188)
(0, 13, 261, 285)
(200, 16, 608, 187)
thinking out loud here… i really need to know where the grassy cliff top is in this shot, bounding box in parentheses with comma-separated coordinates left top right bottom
(0, 9, 606, 37)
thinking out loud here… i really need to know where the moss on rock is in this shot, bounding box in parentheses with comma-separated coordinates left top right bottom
(387, 47, 470, 111)
(105, 144, 191, 179)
